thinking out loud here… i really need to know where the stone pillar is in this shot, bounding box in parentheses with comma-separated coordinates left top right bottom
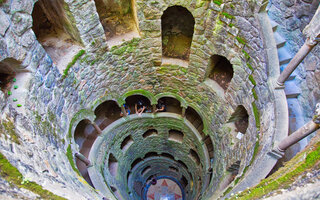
(182, 107, 186, 117)
(276, 38, 318, 88)
(91, 122, 102, 135)
(121, 105, 127, 117)
(75, 153, 91, 167)
(276, 103, 320, 152)
(152, 104, 157, 113)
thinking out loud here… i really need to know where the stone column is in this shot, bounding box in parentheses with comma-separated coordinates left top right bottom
(75, 153, 91, 167)
(152, 104, 157, 113)
(276, 38, 318, 88)
(121, 105, 127, 117)
(276, 103, 320, 152)
(91, 122, 102, 135)
(182, 107, 186, 117)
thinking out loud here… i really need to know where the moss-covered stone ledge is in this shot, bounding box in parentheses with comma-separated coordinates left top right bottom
(228, 132, 320, 200)
(88, 113, 211, 199)
(0, 152, 66, 200)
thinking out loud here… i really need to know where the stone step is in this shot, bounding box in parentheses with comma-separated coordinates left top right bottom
(274, 32, 286, 48)
(284, 80, 301, 98)
(269, 18, 278, 32)
(277, 46, 292, 65)
(280, 63, 297, 80)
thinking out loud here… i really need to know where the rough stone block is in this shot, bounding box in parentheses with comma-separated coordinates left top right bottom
(0, 10, 10, 36)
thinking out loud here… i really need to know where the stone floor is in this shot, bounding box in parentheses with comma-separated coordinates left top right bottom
(147, 178, 183, 200)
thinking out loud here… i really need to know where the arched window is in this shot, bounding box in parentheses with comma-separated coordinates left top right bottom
(32, 0, 82, 71)
(108, 153, 118, 176)
(189, 149, 201, 166)
(157, 97, 182, 114)
(121, 135, 134, 151)
(74, 120, 96, 186)
(94, 100, 121, 130)
(168, 129, 184, 143)
(227, 105, 249, 134)
(0, 58, 21, 94)
(185, 106, 204, 138)
(93, 0, 138, 46)
(208, 55, 233, 90)
(125, 95, 152, 115)
(203, 135, 214, 161)
(143, 129, 158, 138)
(161, 6, 195, 61)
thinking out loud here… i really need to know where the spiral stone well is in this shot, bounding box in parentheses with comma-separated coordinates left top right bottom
(0, 0, 320, 200)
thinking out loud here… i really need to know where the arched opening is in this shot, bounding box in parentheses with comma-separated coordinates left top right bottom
(189, 149, 201, 166)
(185, 107, 204, 138)
(108, 153, 118, 176)
(168, 129, 184, 143)
(74, 120, 98, 153)
(74, 119, 97, 186)
(131, 157, 143, 170)
(121, 135, 134, 151)
(143, 129, 158, 138)
(157, 97, 182, 114)
(94, 100, 121, 130)
(180, 175, 188, 188)
(144, 152, 158, 159)
(161, 6, 195, 61)
(93, 0, 139, 46)
(161, 153, 175, 161)
(177, 160, 188, 170)
(0, 58, 31, 108)
(32, 0, 82, 72)
(141, 166, 151, 176)
(208, 55, 234, 90)
(0, 59, 20, 93)
(227, 105, 249, 134)
(203, 135, 214, 161)
(125, 95, 152, 115)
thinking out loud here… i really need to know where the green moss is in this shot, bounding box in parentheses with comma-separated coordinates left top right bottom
(62, 49, 85, 79)
(213, 18, 224, 33)
(246, 63, 254, 71)
(222, 12, 235, 19)
(0, 119, 20, 144)
(252, 88, 258, 100)
(228, 23, 235, 28)
(248, 75, 256, 86)
(242, 50, 250, 60)
(251, 102, 260, 130)
(223, 186, 233, 196)
(0, 152, 66, 200)
(110, 38, 141, 56)
(230, 142, 320, 200)
(66, 145, 80, 175)
(236, 36, 246, 45)
(213, 0, 223, 6)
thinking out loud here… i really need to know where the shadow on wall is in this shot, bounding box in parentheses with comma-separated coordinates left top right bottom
(94, 0, 137, 40)
(208, 55, 234, 91)
(161, 6, 195, 61)
(32, 0, 82, 72)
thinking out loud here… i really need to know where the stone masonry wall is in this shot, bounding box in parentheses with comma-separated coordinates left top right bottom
(0, 0, 279, 199)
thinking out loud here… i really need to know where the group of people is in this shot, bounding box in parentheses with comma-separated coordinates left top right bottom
(121, 99, 166, 117)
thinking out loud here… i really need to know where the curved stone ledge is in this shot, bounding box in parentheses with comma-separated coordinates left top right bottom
(223, 10, 289, 198)
(88, 112, 211, 199)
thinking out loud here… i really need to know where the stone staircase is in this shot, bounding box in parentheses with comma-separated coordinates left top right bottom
(268, 16, 307, 154)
